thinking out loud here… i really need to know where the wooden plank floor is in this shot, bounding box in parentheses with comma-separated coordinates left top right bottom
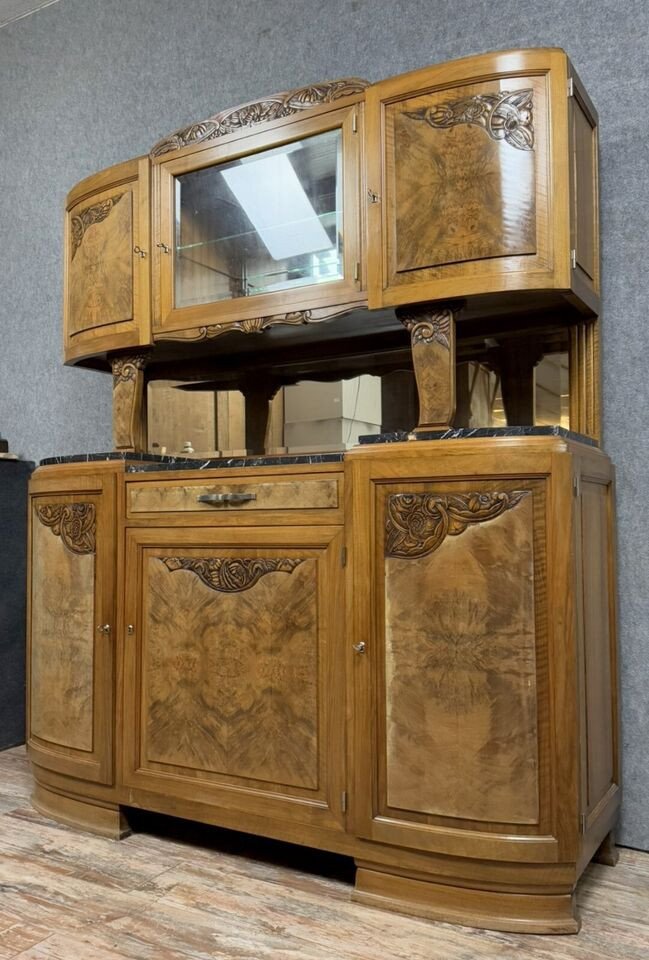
(1, 748, 648, 959)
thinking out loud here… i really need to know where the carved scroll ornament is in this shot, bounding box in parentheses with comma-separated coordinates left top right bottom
(36, 503, 96, 555)
(385, 490, 529, 559)
(155, 305, 357, 342)
(407, 89, 534, 151)
(112, 353, 149, 386)
(151, 77, 369, 157)
(70, 195, 124, 259)
(398, 306, 453, 348)
(160, 557, 304, 593)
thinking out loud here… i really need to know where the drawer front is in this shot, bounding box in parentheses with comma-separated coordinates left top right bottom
(127, 475, 340, 517)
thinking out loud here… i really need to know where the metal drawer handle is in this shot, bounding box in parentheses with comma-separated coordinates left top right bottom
(197, 492, 257, 505)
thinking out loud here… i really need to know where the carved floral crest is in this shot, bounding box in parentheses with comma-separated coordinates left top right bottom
(406, 89, 534, 151)
(70, 195, 124, 259)
(385, 490, 529, 559)
(36, 503, 96, 555)
(151, 78, 369, 157)
(160, 557, 304, 593)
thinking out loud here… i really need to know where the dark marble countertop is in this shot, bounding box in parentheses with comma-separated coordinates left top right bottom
(40, 428, 597, 472)
(39, 452, 196, 466)
(357, 426, 597, 447)
(126, 452, 346, 473)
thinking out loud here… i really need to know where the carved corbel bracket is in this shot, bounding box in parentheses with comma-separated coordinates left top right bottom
(111, 352, 151, 453)
(396, 303, 458, 432)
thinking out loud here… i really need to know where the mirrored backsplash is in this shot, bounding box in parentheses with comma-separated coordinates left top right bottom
(147, 352, 569, 458)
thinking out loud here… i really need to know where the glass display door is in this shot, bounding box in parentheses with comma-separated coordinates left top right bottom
(153, 107, 363, 335)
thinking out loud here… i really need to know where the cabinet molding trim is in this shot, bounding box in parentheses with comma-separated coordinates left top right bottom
(35, 503, 96, 555)
(160, 556, 304, 593)
(385, 490, 529, 559)
(154, 304, 359, 341)
(151, 77, 370, 157)
(70, 194, 125, 259)
(406, 89, 534, 152)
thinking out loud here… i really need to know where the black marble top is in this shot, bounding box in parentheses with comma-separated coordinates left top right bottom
(39, 452, 196, 466)
(40, 428, 597, 472)
(358, 426, 597, 447)
(127, 452, 346, 473)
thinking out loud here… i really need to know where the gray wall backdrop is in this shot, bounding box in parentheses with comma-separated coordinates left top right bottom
(1, 0, 647, 848)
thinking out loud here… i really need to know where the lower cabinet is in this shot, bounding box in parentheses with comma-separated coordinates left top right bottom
(121, 524, 347, 834)
(28, 470, 116, 784)
(26, 440, 619, 934)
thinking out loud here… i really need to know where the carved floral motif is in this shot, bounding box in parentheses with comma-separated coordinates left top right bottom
(406, 89, 534, 151)
(398, 306, 453, 349)
(36, 503, 96, 555)
(70, 195, 124, 259)
(160, 557, 304, 593)
(385, 490, 529, 559)
(151, 78, 369, 157)
(112, 353, 149, 385)
(155, 305, 356, 342)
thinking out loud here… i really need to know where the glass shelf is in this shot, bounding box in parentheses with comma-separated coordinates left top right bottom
(174, 129, 344, 307)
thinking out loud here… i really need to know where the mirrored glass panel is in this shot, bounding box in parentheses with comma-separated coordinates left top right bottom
(147, 377, 382, 458)
(175, 130, 343, 308)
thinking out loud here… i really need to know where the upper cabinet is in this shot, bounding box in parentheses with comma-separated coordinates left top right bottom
(64, 157, 152, 364)
(365, 48, 599, 313)
(150, 82, 367, 339)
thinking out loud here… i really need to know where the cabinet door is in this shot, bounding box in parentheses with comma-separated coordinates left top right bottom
(28, 473, 116, 784)
(152, 106, 363, 337)
(122, 525, 346, 834)
(365, 49, 569, 309)
(351, 472, 559, 862)
(64, 157, 151, 364)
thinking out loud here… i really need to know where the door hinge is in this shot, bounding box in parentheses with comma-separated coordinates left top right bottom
(580, 811, 587, 834)
(573, 474, 581, 497)
(354, 261, 360, 282)
(341, 545, 347, 568)
(570, 248, 577, 270)
(568, 76, 574, 98)
(352, 112, 358, 133)
(341, 791, 348, 813)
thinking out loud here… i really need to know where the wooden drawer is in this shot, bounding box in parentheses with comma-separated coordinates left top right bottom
(126, 472, 341, 520)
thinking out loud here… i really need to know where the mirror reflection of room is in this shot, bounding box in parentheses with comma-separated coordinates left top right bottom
(147, 351, 570, 458)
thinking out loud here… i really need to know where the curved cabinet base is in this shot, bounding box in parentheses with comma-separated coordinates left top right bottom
(32, 782, 131, 840)
(353, 864, 580, 935)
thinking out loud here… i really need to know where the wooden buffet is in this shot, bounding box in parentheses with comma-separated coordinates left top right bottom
(27, 48, 618, 935)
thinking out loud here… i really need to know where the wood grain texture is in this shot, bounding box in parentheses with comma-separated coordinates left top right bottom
(383, 488, 539, 823)
(68, 193, 133, 336)
(581, 479, 615, 813)
(3, 747, 648, 958)
(365, 51, 564, 311)
(64, 156, 152, 366)
(389, 81, 536, 271)
(397, 304, 456, 431)
(143, 555, 319, 788)
(128, 477, 339, 514)
(30, 503, 95, 752)
(112, 353, 149, 452)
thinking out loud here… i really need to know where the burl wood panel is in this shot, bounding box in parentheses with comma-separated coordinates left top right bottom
(143, 555, 319, 788)
(383, 492, 539, 823)
(572, 101, 597, 283)
(128, 477, 338, 514)
(68, 192, 133, 336)
(387, 80, 536, 271)
(30, 507, 95, 751)
(581, 481, 614, 810)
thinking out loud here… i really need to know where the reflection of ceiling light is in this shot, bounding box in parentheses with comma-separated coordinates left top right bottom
(221, 153, 333, 261)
